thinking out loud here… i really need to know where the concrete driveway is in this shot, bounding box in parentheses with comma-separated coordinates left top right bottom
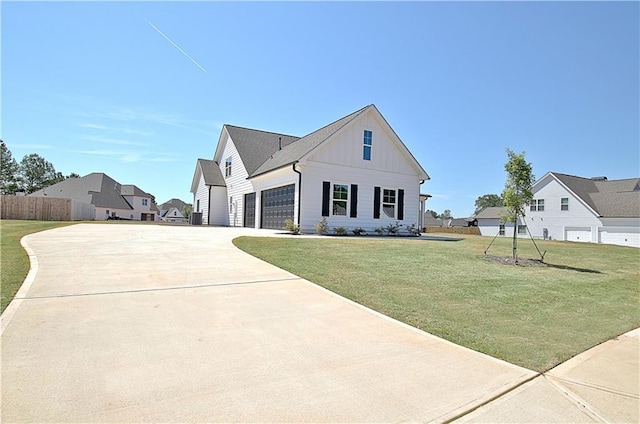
(1, 223, 537, 422)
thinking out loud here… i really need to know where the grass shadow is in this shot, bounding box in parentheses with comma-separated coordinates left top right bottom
(544, 262, 604, 274)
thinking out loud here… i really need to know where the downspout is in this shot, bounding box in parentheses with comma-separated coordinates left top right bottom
(208, 185, 212, 225)
(292, 162, 302, 227)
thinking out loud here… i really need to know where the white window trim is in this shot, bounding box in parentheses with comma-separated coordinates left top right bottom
(363, 130, 372, 161)
(225, 157, 232, 178)
(382, 188, 397, 219)
(331, 183, 349, 216)
(561, 197, 569, 211)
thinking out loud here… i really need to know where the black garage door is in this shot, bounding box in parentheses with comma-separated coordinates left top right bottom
(261, 184, 295, 229)
(244, 192, 256, 228)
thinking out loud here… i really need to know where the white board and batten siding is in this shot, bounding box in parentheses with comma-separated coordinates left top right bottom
(193, 173, 212, 225)
(217, 131, 254, 227)
(298, 111, 425, 233)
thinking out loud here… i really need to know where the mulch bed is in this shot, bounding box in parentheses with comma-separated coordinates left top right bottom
(483, 255, 546, 267)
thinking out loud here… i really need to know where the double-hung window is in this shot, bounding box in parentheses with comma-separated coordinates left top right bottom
(225, 157, 232, 177)
(332, 184, 348, 216)
(561, 198, 569, 211)
(499, 224, 505, 236)
(142, 198, 148, 206)
(363, 130, 372, 161)
(518, 225, 527, 235)
(530, 199, 544, 212)
(382, 189, 396, 218)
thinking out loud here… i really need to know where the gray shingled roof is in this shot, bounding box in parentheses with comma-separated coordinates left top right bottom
(29, 173, 133, 210)
(250, 105, 370, 177)
(224, 126, 300, 176)
(121, 184, 152, 198)
(159, 198, 191, 211)
(474, 206, 508, 219)
(552, 172, 640, 218)
(197, 158, 226, 187)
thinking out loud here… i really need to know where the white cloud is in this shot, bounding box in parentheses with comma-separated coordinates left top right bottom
(81, 135, 149, 147)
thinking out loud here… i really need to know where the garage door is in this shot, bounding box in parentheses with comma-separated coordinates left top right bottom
(600, 229, 640, 248)
(565, 227, 591, 243)
(244, 192, 256, 228)
(261, 184, 295, 230)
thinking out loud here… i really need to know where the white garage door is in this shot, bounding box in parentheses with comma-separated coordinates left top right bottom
(600, 229, 640, 248)
(565, 228, 591, 243)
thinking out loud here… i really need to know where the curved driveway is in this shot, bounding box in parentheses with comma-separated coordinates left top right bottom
(1, 224, 537, 422)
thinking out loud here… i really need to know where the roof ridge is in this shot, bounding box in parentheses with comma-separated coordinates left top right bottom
(224, 124, 300, 139)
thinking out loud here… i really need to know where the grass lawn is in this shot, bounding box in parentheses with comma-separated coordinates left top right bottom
(234, 233, 640, 372)
(1, 220, 73, 313)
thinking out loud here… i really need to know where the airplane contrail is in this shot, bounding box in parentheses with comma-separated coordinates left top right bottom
(145, 19, 209, 75)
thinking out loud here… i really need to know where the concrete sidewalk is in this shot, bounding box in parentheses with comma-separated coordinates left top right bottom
(1, 224, 637, 423)
(458, 328, 639, 423)
(2, 224, 535, 423)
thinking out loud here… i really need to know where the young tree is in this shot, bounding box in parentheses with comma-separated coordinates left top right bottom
(182, 204, 192, 219)
(474, 194, 503, 215)
(19, 153, 62, 193)
(501, 149, 535, 259)
(440, 209, 453, 219)
(1, 141, 20, 194)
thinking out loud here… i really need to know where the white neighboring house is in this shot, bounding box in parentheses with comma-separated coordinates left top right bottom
(29, 173, 156, 221)
(476, 172, 640, 248)
(191, 104, 430, 232)
(160, 207, 188, 223)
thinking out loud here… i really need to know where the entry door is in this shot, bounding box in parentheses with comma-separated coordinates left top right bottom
(244, 193, 256, 228)
(260, 184, 295, 229)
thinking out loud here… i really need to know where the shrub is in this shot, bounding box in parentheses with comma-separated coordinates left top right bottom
(386, 222, 401, 235)
(405, 223, 420, 236)
(374, 226, 385, 235)
(333, 226, 347, 236)
(352, 227, 367, 236)
(284, 219, 300, 235)
(315, 217, 328, 235)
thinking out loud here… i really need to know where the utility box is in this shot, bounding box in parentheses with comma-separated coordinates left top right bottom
(190, 212, 202, 225)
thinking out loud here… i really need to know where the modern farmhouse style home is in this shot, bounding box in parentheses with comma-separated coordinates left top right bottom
(191, 104, 430, 233)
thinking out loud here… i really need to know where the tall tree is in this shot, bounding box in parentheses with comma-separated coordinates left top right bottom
(1, 141, 20, 194)
(474, 194, 503, 215)
(501, 149, 535, 259)
(426, 209, 439, 219)
(19, 153, 62, 194)
(441, 209, 452, 219)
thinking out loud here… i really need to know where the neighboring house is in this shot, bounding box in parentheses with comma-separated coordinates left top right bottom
(158, 198, 191, 219)
(29, 173, 156, 221)
(191, 104, 430, 232)
(475, 206, 525, 238)
(476, 172, 640, 248)
(160, 207, 188, 223)
(447, 218, 477, 227)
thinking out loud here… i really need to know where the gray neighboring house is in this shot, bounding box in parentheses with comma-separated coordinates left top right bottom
(29, 173, 156, 221)
(475, 171, 640, 248)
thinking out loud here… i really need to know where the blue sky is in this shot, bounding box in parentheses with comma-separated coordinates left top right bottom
(3, 1, 638, 217)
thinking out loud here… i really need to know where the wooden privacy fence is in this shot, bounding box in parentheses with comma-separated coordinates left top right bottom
(0, 196, 95, 221)
(426, 226, 480, 235)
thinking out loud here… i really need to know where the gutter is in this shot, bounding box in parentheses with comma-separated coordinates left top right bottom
(292, 162, 302, 226)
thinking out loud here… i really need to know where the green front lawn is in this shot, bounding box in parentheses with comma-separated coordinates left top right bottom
(234, 234, 640, 372)
(1, 220, 73, 313)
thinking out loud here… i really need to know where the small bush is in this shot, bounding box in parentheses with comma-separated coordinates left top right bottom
(315, 217, 328, 235)
(386, 222, 401, 235)
(406, 223, 420, 236)
(284, 219, 300, 235)
(333, 226, 347, 236)
(374, 226, 385, 235)
(352, 227, 367, 236)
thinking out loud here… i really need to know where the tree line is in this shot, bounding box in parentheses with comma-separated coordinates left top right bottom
(1, 141, 79, 195)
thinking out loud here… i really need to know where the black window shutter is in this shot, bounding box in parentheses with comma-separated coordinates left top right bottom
(350, 184, 358, 218)
(322, 181, 330, 217)
(373, 186, 381, 219)
(398, 189, 405, 220)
